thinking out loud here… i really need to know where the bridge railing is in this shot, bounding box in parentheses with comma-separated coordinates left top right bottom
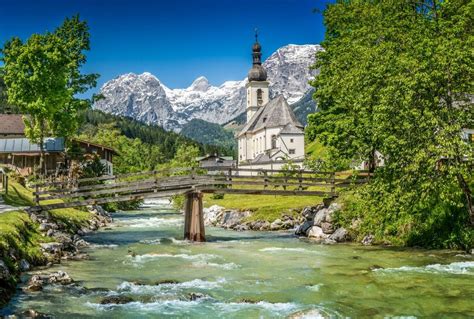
(30, 167, 369, 211)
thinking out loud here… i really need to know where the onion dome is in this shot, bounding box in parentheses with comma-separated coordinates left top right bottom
(248, 29, 267, 82)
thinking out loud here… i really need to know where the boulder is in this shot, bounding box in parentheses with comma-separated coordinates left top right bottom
(100, 295, 134, 304)
(0, 260, 10, 280)
(259, 221, 271, 231)
(38, 223, 58, 232)
(270, 219, 283, 230)
(233, 224, 250, 232)
(20, 259, 31, 271)
(40, 242, 63, 254)
(281, 219, 295, 230)
(329, 228, 349, 242)
(203, 205, 224, 226)
(321, 222, 334, 234)
(48, 271, 73, 285)
(306, 226, 328, 240)
(24, 275, 44, 292)
(188, 292, 206, 301)
(313, 209, 327, 227)
(74, 239, 90, 248)
(362, 234, 375, 246)
(20, 309, 51, 318)
(324, 203, 341, 223)
(294, 220, 313, 236)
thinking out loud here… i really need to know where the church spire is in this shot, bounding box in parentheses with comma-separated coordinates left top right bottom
(248, 29, 267, 82)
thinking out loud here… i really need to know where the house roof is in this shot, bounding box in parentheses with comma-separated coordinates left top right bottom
(0, 114, 25, 135)
(280, 123, 304, 135)
(72, 138, 118, 155)
(196, 154, 234, 162)
(0, 137, 65, 153)
(238, 95, 304, 137)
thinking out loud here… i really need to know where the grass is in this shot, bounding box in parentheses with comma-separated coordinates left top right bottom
(0, 180, 93, 265)
(305, 138, 329, 160)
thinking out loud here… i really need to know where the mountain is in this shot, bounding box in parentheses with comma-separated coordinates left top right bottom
(94, 44, 323, 131)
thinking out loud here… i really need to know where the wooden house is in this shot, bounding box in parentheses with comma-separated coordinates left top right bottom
(0, 114, 117, 175)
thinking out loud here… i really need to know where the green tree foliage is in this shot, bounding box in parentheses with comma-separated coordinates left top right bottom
(79, 123, 163, 174)
(1, 16, 97, 173)
(180, 119, 236, 155)
(80, 109, 229, 161)
(308, 0, 473, 249)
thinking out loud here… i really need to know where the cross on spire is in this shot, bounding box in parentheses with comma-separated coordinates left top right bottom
(254, 28, 258, 42)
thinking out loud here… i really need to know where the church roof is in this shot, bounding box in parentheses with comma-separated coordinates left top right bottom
(280, 123, 304, 135)
(238, 95, 304, 137)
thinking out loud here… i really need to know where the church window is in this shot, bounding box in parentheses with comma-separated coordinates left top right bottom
(290, 138, 294, 143)
(271, 135, 277, 149)
(257, 89, 263, 105)
(289, 149, 295, 155)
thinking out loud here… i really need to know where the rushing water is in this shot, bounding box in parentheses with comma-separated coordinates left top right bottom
(3, 200, 474, 318)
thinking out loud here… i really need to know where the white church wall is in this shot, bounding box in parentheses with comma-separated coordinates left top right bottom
(280, 134, 305, 160)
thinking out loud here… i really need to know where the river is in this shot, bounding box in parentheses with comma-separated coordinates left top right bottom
(2, 200, 474, 318)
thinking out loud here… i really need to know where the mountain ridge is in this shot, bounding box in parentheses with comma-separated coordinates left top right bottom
(94, 44, 322, 131)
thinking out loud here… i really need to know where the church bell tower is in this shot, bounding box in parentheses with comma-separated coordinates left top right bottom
(246, 30, 269, 123)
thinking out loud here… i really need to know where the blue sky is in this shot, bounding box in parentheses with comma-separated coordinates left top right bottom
(0, 0, 328, 96)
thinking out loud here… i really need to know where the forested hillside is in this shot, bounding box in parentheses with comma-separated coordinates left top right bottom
(180, 119, 236, 153)
(79, 109, 233, 161)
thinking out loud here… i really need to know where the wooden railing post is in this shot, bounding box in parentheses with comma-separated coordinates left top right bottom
(331, 172, 336, 196)
(227, 168, 232, 189)
(4, 175, 8, 195)
(35, 182, 40, 206)
(263, 170, 268, 189)
(298, 169, 303, 191)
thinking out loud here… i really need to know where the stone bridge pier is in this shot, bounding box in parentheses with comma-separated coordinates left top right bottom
(184, 192, 206, 242)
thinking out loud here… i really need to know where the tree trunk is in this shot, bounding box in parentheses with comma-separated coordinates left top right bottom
(457, 173, 474, 226)
(39, 119, 46, 176)
(368, 148, 377, 173)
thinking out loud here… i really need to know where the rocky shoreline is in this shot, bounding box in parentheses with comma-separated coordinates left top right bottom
(0, 205, 112, 312)
(203, 202, 352, 244)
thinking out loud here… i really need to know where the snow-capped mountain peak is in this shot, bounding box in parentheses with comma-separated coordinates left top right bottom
(188, 76, 210, 92)
(94, 44, 321, 131)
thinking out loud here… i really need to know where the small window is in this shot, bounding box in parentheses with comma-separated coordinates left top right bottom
(262, 117, 267, 123)
(290, 138, 294, 143)
(271, 135, 277, 149)
(289, 149, 295, 155)
(257, 89, 263, 105)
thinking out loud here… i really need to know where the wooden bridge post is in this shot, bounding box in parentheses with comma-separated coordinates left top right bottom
(184, 191, 205, 242)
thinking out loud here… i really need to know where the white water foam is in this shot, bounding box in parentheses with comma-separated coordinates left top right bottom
(259, 247, 321, 254)
(139, 237, 189, 245)
(306, 284, 323, 292)
(89, 244, 119, 249)
(191, 261, 240, 270)
(374, 261, 474, 275)
(143, 198, 171, 206)
(117, 278, 227, 294)
(120, 217, 182, 228)
(86, 299, 303, 316)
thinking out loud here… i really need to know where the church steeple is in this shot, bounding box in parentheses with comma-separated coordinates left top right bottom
(246, 29, 269, 123)
(248, 29, 267, 82)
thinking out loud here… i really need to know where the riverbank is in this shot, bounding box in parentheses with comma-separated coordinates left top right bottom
(203, 201, 351, 244)
(0, 181, 113, 308)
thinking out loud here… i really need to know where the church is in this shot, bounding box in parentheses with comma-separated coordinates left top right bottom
(237, 36, 305, 167)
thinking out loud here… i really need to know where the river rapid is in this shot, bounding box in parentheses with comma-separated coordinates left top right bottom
(2, 200, 474, 318)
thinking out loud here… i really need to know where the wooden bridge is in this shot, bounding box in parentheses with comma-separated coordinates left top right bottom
(30, 167, 368, 242)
